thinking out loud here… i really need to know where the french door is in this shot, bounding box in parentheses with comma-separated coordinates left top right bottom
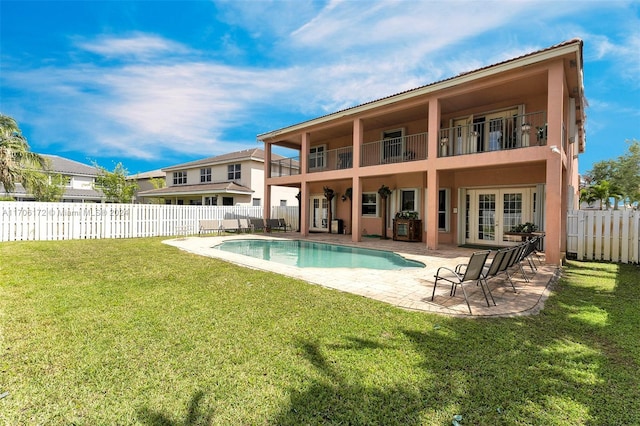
(309, 195, 328, 232)
(465, 188, 533, 245)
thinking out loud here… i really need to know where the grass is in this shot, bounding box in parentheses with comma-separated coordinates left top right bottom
(1, 238, 639, 425)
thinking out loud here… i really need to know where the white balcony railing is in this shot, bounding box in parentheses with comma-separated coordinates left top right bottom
(438, 111, 546, 157)
(360, 132, 428, 167)
(270, 157, 300, 177)
(308, 146, 353, 173)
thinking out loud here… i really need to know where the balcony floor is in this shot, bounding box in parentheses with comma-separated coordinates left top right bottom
(165, 232, 559, 317)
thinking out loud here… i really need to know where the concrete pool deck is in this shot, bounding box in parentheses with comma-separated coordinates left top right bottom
(164, 232, 560, 318)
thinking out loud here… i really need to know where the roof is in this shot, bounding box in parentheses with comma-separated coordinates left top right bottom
(137, 181, 253, 197)
(257, 38, 585, 141)
(127, 169, 165, 180)
(41, 154, 99, 177)
(162, 148, 288, 172)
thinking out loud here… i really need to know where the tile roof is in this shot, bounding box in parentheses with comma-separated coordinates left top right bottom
(162, 148, 287, 171)
(42, 154, 99, 176)
(258, 38, 584, 139)
(137, 181, 253, 197)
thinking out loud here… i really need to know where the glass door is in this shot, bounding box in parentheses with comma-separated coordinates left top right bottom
(309, 195, 328, 232)
(466, 188, 533, 245)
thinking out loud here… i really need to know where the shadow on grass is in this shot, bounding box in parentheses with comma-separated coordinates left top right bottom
(138, 390, 213, 426)
(269, 337, 434, 425)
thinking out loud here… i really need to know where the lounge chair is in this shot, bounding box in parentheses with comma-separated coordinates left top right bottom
(238, 218, 251, 233)
(432, 250, 494, 314)
(221, 219, 240, 233)
(250, 218, 266, 232)
(198, 219, 221, 235)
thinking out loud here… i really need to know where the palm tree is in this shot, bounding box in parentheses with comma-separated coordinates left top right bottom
(0, 114, 45, 193)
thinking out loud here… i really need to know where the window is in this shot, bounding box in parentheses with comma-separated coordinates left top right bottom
(309, 145, 326, 169)
(173, 171, 187, 185)
(280, 200, 287, 207)
(200, 167, 211, 183)
(400, 189, 416, 211)
(204, 196, 217, 206)
(227, 164, 241, 181)
(222, 197, 233, 206)
(438, 189, 450, 231)
(382, 129, 403, 161)
(252, 198, 261, 206)
(362, 192, 378, 216)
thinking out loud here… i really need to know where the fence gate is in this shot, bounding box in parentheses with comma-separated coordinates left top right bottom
(567, 209, 640, 263)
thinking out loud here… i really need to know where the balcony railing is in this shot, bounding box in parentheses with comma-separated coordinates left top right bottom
(270, 156, 300, 177)
(360, 132, 428, 167)
(438, 111, 547, 157)
(308, 146, 353, 173)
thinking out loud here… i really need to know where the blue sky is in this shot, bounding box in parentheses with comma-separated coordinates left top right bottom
(1, 1, 639, 176)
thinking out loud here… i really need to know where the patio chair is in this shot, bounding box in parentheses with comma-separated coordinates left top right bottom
(266, 218, 281, 232)
(221, 219, 240, 233)
(431, 250, 494, 314)
(238, 218, 251, 233)
(277, 218, 291, 232)
(250, 218, 266, 232)
(480, 247, 511, 293)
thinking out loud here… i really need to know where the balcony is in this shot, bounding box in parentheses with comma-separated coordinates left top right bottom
(308, 146, 353, 173)
(360, 132, 428, 167)
(438, 111, 546, 157)
(270, 156, 300, 177)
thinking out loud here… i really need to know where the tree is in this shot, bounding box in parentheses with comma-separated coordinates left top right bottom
(145, 176, 166, 204)
(0, 114, 46, 193)
(323, 186, 335, 234)
(585, 140, 640, 208)
(94, 162, 138, 203)
(28, 172, 68, 202)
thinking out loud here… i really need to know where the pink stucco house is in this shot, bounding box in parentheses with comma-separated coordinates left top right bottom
(258, 39, 586, 265)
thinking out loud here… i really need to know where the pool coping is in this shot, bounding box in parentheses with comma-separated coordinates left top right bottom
(164, 234, 559, 318)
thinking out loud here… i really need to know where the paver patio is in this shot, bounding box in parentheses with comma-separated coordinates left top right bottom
(165, 232, 560, 317)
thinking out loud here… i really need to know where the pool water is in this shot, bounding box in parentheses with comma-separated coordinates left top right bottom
(213, 239, 424, 270)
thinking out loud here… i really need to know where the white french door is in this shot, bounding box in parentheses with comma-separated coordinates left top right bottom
(309, 195, 328, 232)
(465, 188, 534, 245)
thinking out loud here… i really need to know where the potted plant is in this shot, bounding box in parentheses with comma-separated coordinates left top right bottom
(323, 186, 335, 234)
(378, 184, 392, 239)
(511, 222, 538, 233)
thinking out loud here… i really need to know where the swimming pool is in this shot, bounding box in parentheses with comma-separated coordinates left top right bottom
(213, 239, 425, 270)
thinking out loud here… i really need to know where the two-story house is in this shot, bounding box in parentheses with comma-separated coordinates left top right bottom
(258, 39, 587, 265)
(138, 148, 299, 207)
(0, 154, 104, 202)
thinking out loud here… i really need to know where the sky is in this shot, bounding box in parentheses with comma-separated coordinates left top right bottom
(1, 0, 639, 176)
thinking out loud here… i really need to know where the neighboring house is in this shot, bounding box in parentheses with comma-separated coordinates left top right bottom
(127, 169, 165, 204)
(137, 148, 299, 207)
(258, 39, 587, 265)
(0, 154, 104, 202)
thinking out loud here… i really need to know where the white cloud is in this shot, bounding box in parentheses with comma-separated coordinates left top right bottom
(75, 33, 192, 60)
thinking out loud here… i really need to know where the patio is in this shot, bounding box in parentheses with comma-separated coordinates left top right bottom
(165, 232, 560, 317)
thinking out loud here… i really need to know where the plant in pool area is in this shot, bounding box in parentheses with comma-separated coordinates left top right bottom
(378, 184, 392, 239)
(323, 186, 335, 234)
(395, 210, 419, 219)
(511, 222, 538, 233)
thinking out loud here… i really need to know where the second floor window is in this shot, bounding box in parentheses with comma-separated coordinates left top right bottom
(200, 168, 211, 183)
(309, 145, 326, 169)
(173, 171, 187, 185)
(228, 164, 241, 180)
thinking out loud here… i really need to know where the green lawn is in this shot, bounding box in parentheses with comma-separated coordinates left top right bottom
(1, 238, 639, 425)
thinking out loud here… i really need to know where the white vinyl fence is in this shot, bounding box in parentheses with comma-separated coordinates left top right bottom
(0, 202, 299, 242)
(567, 209, 640, 263)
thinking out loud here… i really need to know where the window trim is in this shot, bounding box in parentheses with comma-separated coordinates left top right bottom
(227, 164, 241, 181)
(309, 144, 327, 170)
(173, 171, 187, 185)
(438, 188, 450, 232)
(361, 192, 378, 217)
(200, 167, 212, 183)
